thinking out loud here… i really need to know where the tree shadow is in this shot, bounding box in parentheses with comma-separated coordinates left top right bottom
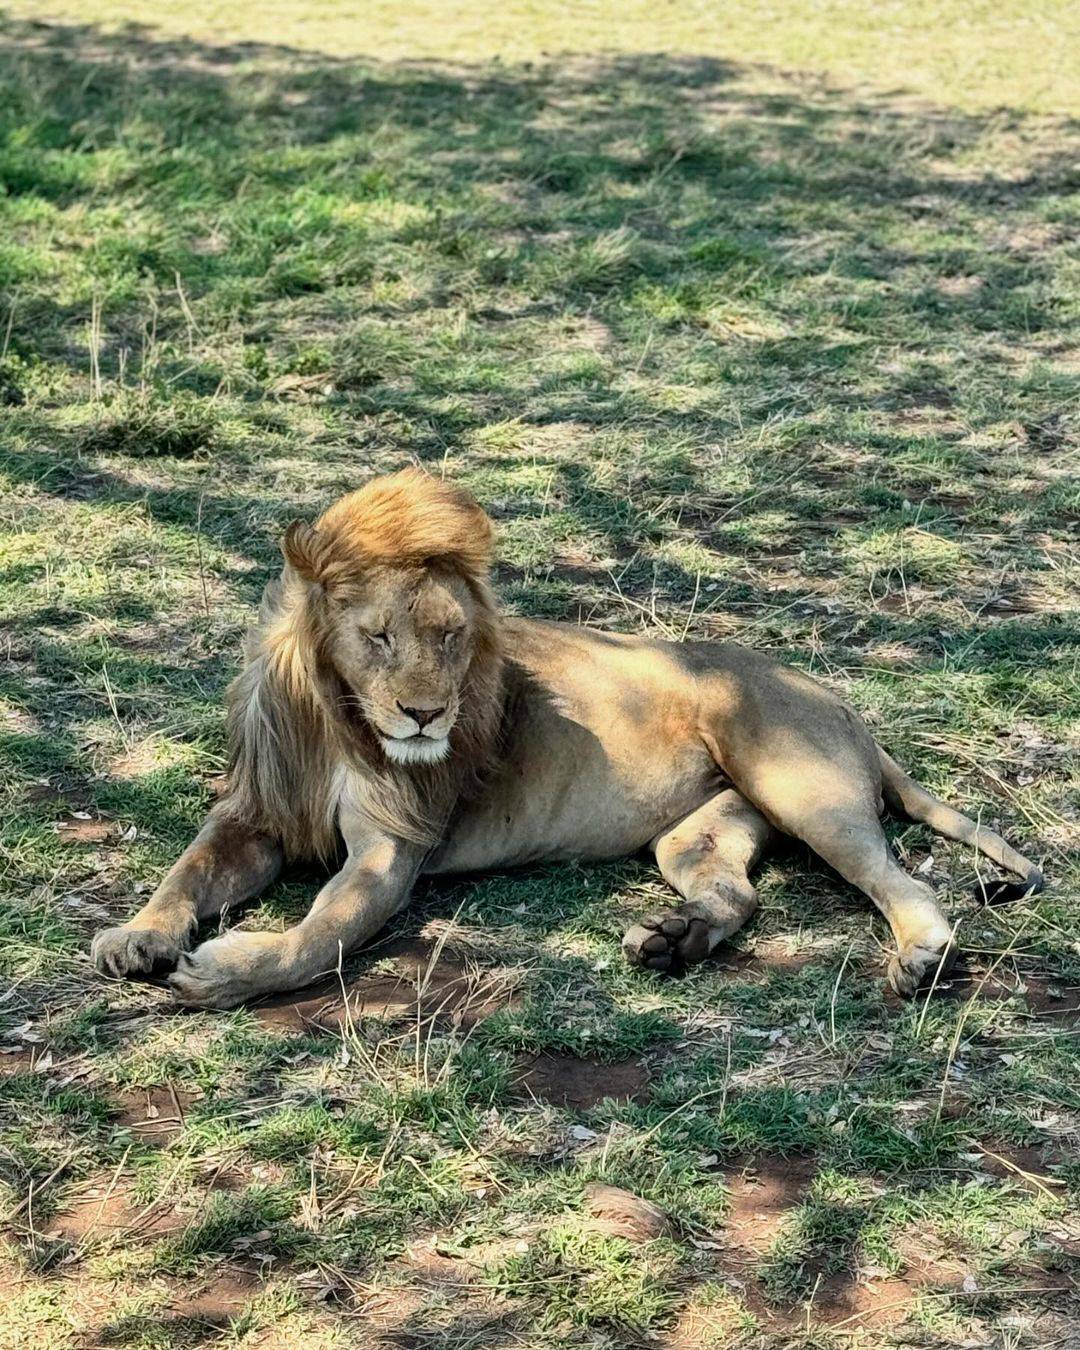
(2, 12, 1075, 666)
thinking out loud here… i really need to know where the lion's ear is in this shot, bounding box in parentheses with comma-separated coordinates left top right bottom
(282, 520, 323, 583)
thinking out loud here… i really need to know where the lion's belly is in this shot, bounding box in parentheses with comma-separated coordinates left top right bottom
(424, 642, 725, 873)
(428, 761, 719, 874)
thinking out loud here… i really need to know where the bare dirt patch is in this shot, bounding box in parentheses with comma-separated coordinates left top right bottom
(368, 1241, 517, 1345)
(107, 741, 163, 780)
(167, 1267, 260, 1325)
(712, 940, 816, 982)
(46, 1179, 184, 1246)
(1022, 975, 1080, 1022)
(886, 964, 1080, 1021)
(112, 1083, 200, 1143)
(973, 1141, 1067, 1194)
(721, 1154, 817, 1256)
(0, 1047, 36, 1075)
(706, 1159, 965, 1332)
(512, 1051, 649, 1107)
(254, 935, 518, 1034)
(804, 1271, 938, 1329)
(55, 816, 114, 843)
(25, 779, 93, 810)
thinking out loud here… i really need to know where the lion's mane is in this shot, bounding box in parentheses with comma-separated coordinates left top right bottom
(216, 471, 505, 858)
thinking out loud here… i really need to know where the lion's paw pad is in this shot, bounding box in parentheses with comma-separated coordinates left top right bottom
(622, 909, 711, 973)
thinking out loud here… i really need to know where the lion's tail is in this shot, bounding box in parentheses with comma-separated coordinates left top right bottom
(877, 747, 1044, 903)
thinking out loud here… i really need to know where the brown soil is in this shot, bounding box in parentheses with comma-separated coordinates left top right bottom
(1023, 975, 1080, 1022)
(0, 1047, 36, 1075)
(46, 1179, 184, 1245)
(721, 1155, 818, 1257)
(55, 816, 114, 843)
(688, 1155, 972, 1333)
(367, 1243, 516, 1346)
(26, 780, 94, 810)
(112, 1084, 200, 1143)
(974, 1141, 1066, 1192)
(706, 1158, 965, 1333)
(885, 964, 1080, 1020)
(76, 1267, 266, 1342)
(805, 1272, 943, 1328)
(668, 1267, 958, 1343)
(167, 1267, 259, 1325)
(254, 935, 517, 1034)
(876, 590, 917, 614)
(711, 940, 815, 981)
(511, 1051, 649, 1108)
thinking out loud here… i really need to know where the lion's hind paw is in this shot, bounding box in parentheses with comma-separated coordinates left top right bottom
(887, 937, 958, 998)
(622, 908, 711, 974)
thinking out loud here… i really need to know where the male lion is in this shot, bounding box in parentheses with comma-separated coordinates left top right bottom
(92, 470, 1043, 1008)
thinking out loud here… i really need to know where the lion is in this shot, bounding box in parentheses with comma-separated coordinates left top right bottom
(91, 470, 1043, 1008)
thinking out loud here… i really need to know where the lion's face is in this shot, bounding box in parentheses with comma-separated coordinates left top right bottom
(326, 565, 479, 766)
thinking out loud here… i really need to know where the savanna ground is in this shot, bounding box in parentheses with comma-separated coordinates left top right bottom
(1, 1, 1079, 1345)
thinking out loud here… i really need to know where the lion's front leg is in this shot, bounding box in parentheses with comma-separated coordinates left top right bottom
(168, 834, 422, 1008)
(92, 813, 282, 979)
(167, 929, 294, 1009)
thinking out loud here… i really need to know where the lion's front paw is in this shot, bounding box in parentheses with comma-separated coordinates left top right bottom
(92, 925, 183, 978)
(167, 932, 286, 1009)
(888, 937, 958, 998)
(622, 908, 712, 974)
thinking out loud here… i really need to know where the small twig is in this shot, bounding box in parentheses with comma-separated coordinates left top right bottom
(679, 570, 703, 641)
(100, 663, 129, 744)
(167, 1081, 186, 1130)
(966, 1141, 1064, 1200)
(628, 1082, 732, 1151)
(83, 1145, 132, 1241)
(936, 916, 1031, 1118)
(175, 271, 201, 350)
(87, 293, 103, 399)
(117, 1155, 188, 1239)
(914, 915, 963, 1041)
(1, 292, 16, 362)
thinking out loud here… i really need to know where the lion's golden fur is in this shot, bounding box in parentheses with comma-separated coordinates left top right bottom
(218, 470, 505, 858)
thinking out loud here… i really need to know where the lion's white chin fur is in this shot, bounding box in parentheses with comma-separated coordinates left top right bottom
(380, 735, 451, 767)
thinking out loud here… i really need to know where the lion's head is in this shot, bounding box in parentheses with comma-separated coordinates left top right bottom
(281, 470, 502, 773)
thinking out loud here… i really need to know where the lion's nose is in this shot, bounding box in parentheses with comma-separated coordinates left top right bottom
(398, 703, 445, 730)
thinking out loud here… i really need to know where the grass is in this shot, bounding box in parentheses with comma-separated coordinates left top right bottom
(1, 2, 1078, 1346)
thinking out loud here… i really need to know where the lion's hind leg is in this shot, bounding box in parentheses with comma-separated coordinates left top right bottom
(742, 770, 956, 997)
(623, 789, 775, 973)
(806, 812, 958, 997)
